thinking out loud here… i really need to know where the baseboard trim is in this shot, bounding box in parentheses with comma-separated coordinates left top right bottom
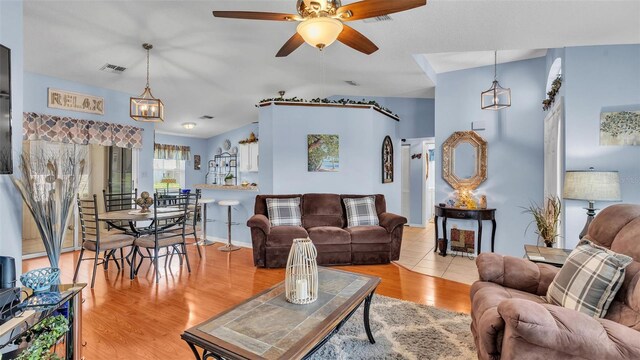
(206, 236, 253, 249)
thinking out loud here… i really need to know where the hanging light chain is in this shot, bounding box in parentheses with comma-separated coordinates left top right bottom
(146, 46, 151, 88)
(493, 50, 497, 81)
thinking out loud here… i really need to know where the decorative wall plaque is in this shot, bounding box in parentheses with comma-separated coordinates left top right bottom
(194, 155, 201, 170)
(47, 88, 104, 115)
(382, 136, 393, 183)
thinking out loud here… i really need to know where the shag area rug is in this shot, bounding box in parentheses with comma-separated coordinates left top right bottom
(310, 295, 476, 360)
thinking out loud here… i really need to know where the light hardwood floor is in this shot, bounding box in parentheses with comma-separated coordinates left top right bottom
(23, 235, 472, 360)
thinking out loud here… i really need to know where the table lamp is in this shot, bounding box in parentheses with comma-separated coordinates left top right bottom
(563, 168, 621, 239)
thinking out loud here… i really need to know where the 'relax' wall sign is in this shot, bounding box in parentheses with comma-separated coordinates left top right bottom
(47, 88, 104, 115)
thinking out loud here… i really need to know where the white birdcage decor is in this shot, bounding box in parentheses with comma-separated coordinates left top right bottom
(285, 238, 318, 305)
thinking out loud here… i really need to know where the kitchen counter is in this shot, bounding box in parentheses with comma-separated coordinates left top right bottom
(195, 184, 259, 192)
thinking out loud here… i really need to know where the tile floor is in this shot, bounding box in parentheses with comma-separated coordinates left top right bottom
(395, 223, 480, 285)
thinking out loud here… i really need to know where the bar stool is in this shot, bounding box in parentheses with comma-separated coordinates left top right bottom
(197, 198, 216, 246)
(218, 200, 241, 252)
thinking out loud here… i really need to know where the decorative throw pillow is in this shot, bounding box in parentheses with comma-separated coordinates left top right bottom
(546, 240, 633, 318)
(266, 197, 302, 227)
(343, 196, 379, 228)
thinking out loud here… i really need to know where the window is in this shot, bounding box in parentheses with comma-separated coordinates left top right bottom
(153, 159, 185, 191)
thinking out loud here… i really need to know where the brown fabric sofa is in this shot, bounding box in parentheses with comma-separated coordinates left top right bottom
(470, 204, 640, 360)
(247, 194, 407, 268)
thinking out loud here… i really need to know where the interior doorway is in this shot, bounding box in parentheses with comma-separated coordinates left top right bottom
(401, 145, 411, 221)
(402, 138, 435, 227)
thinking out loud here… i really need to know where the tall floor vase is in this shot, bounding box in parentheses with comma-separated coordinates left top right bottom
(12, 147, 86, 269)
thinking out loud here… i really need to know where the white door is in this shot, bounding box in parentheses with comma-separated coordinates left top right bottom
(401, 145, 411, 221)
(544, 99, 564, 245)
(544, 99, 563, 199)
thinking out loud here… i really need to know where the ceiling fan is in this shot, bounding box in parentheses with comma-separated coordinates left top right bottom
(212, 0, 427, 57)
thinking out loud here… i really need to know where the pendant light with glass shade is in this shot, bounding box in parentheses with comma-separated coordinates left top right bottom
(130, 43, 164, 122)
(481, 50, 511, 110)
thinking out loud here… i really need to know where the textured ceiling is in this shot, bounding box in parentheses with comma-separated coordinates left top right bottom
(24, 0, 640, 138)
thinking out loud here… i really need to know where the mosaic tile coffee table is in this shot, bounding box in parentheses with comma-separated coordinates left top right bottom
(181, 268, 380, 360)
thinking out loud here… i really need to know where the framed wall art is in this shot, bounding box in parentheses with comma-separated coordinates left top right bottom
(382, 136, 393, 183)
(308, 134, 339, 172)
(194, 154, 201, 170)
(600, 110, 640, 146)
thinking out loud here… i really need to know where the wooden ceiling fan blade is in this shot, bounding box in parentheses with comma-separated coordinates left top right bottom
(276, 33, 305, 57)
(337, 0, 426, 21)
(337, 25, 379, 55)
(212, 11, 299, 21)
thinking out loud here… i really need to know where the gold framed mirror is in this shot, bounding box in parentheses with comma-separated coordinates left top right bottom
(442, 131, 487, 190)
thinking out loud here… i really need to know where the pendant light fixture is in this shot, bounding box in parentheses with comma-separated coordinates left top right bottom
(130, 43, 164, 122)
(481, 50, 511, 110)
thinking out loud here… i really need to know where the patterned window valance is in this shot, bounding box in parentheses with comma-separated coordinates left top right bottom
(23, 112, 144, 149)
(154, 143, 191, 160)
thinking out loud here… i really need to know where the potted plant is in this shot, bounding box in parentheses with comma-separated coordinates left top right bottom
(523, 196, 562, 247)
(224, 173, 234, 186)
(15, 314, 69, 360)
(11, 146, 86, 269)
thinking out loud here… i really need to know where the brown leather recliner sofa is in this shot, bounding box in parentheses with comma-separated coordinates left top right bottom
(247, 194, 407, 268)
(470, 204, 640, 360)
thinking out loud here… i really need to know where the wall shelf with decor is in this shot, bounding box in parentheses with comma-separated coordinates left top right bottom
(205, 152, 238, 185)
(258, 101, 400, 122)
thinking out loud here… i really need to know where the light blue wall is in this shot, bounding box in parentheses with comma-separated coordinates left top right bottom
(201, 123, 260, 245)
(330, 95, 434, 226)
(202, 105, 401, 244)
(23, 72, 155, 193)
(330, 95, 435, 139)
(154, 133, 208, 189)
(0, 0, 24, 273)
(207, 123, 260, 185)
(563, 44, 640, 246)
(435, 57, 547, 256)
(262, 105, 401, 213)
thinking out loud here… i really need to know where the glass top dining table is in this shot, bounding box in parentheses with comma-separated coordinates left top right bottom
(98, 208, 186, 236)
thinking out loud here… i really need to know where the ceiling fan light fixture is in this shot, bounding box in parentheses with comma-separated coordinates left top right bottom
(296, 17, 343, 50)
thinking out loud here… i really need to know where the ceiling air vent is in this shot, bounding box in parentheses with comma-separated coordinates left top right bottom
(363, 15, 392, 23)
(199, 115, 214, 120)
(99, 63, 127, 73)
(345, 80, 359, 86)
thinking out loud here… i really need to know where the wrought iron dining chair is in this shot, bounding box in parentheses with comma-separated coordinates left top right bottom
(102, 188, 138, 231)
(170, 189, 202, 259)
(74, 194, 135, 288)
(131, 193, 192, 283)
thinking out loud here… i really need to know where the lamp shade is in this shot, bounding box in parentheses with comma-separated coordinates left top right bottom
(563, 171, 621, 201)
(296, 17, 343, 49)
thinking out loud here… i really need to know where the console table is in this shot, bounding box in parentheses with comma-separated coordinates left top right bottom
(0, 283, 85, 359)
(434, 206, 496, 256)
